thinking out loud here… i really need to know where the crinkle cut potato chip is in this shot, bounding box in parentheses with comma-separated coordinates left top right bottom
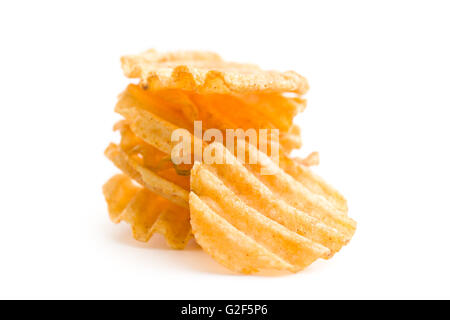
(105, 96, 309, 254)
(114, 120, 191, 189)
(105, 143, 189, 209)
(115, 83, 305, 154)
(121, 49, 309, 94)
(103, 139, 191, 248)
(113, 85, 319, 178)
(114, 100, 330, 207)
(103, 49, 355, 274)
(106, 87, 341, 258)
(103, 174, 191, 249)
(189, 142, 356, 274)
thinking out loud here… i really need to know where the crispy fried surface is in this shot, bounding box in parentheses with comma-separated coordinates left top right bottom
(105, 143, 189, 209)
(115, 84, 303, 154)
(121, 49, 309, 94)
(103, 174, 191, 249)
(189, 143, 356, 274)
(104, 50, 355, 271)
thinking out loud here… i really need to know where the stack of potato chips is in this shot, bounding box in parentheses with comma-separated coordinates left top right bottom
(103, 50, 356, 274)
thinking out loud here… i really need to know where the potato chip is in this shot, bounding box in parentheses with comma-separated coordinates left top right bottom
(104, 49, 355, 272)
(189, 142, 356, 274)
(279, 154, 348, 213)
(110, 98, 347, 235)
(115, 84, 303, 154)
(105, 143, 189, 209)
(103, 174, 191, 249)
(187, 91, 304, 136)
(121, 49, 309, 94)
(114, 98, 340, 207)
(114, 121, 191, 189)
(189, 192, 297, 273)
(102, 174, 140, 223)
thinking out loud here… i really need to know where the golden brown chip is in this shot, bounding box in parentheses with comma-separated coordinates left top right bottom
(105, 49, 356, 270)
(187, 92, 304, 135)
(121, 49, 309, 94)
(112, 90, 341, 223)
(112, 99, 344, 224)
(114, 95, 337, 207)
(103, 174, 191, 249)
(105, 143, 189, 209)
(190, 192, 296, 274)
(115, 84, 303, 154)
(236, 142, 354, 233)
(279, 154, 348, 213)
(114, 121, 191, 189)
(102, 174, 140, 223)
(189, 143, 356, 274)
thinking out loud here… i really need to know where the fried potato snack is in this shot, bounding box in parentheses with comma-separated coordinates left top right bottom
(121, 49, 309, 94)
(189, 143, 356, 274)
(103, 174, 191, 249)
(103, 49, 355, 274)
(104, 119, 192, 248)
(115, 84, 304, 154)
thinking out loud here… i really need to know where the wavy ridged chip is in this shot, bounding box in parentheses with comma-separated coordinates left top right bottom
(114, 84, 306, 161)
(104, 50, 354, 273)
(121, 49, 309, 94)
(189, 142, 356, 274)
(104, 119, 192, 248)
(103, 174, 191, 249)
(105, 85, 324, 252)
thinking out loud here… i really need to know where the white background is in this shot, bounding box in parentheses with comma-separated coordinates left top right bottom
(1, 1, 449, 299)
